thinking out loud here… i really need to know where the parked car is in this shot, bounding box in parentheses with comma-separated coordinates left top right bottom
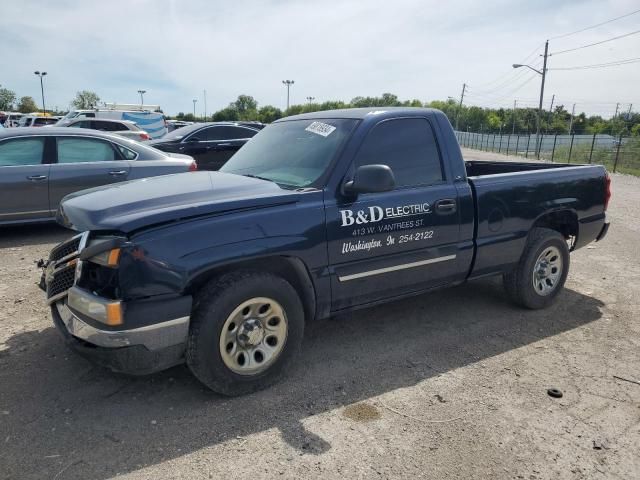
(63, 118, 151, 141)
(147, 122, 262, 170)
(0, 127, 196, 225)
(43, 107, 610, 395)
(2, 112, 24, 127)
(166, 120, 193, 132)
(56, 105, 167, 138)
(18, 115, 58, 127)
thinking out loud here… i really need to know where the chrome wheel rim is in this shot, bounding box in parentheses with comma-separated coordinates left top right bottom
(219, 297, 288, 375)
(532, 246, 563, 296)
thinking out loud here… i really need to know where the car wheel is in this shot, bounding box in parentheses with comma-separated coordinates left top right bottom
(186, 270, 305, 396)
(503, 227, 570, 309)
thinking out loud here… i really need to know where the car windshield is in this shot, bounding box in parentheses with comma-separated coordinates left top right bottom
(161, 124, 202, 140)
(220, 118, 357, 188)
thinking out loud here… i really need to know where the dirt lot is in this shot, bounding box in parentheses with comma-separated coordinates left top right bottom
(1, 149, 639, 479)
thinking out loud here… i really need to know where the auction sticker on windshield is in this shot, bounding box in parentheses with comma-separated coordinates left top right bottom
(305, 121, 336, 137)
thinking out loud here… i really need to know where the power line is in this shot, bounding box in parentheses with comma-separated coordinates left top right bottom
(467, 73, 539, 105)
(550, 29, 640, 55)
(471, 43, 545, 90)
(549, 8, 640, 40)
(469, 59, 543, 96)
(549, 57, 640, 70)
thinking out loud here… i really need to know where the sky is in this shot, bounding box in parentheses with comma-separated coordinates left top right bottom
(1, 0, 639, 118)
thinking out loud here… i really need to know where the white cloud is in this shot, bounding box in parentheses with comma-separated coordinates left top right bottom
(1, 0, 638, 117)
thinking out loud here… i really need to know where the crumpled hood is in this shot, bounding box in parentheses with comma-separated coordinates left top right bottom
(57, 171, 301, 233)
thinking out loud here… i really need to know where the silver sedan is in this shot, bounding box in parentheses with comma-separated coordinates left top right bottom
(0, 128, 197, 226)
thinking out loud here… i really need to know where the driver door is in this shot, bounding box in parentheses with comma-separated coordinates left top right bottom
(325, 117, 463, 310)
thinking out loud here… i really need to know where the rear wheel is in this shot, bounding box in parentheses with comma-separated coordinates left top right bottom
(503, 227, 569, 309)
(187, 271, 304, 396)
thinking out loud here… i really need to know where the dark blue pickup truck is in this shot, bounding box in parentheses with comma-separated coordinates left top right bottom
(43, 107, 611, 395)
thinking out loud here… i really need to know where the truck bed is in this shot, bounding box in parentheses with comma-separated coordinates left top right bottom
(463, 160, 608, 279)
(464, 159, 584, 177)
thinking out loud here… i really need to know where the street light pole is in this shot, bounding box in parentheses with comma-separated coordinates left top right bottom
(193, 99, 197, 119)
(34, 71, 47, 115)
(282, 80, 294, 110)
(203, 90, 207, 122)
(306, 96, 315, 105)
(512, 39, 549, 159)
(137, 89, 146, 106)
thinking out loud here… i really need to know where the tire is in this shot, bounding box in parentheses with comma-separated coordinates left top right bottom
(503, 227, 569, 309)
(186, 270, 305, 396)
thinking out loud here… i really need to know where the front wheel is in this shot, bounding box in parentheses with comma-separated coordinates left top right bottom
(187, 271, 305, 396)
(503, 227, 570, 309)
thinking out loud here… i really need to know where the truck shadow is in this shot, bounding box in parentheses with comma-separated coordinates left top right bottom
(0, 279, 604, 479)
(0, 224, 70, 249)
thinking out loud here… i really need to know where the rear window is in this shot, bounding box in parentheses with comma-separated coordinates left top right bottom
(34, 117, 58, 126)
(0, 138, 45, 166)
(56, 137, 117, 163)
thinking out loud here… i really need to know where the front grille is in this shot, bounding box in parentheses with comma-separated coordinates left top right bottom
(48, 264, 76, 298)
(46, 232, 88, 302)
(50, 236, 82, 262)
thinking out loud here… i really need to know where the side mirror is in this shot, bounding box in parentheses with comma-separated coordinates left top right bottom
(187, 137, 200, 142)
(343, 164, 396, 195)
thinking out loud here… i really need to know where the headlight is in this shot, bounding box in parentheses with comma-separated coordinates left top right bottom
(67, 287, 123, 326)
(80, 237, 127, 268)
(88, 248, 121, 267)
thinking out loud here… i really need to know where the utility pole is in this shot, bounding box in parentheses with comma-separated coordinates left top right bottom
(137, 89, 146, 106)
(34, 71, 47, 115)
(306, 96, 315, 104)
(455, 83, 466, 131)
(568, 103, 576, 134)
(203, 90, 207, 122)
(282, 80, 295, 110)
(535, 40, 549, 158)
(614, 102, 620, 119)
(192, 99, 197, 119)
(627, 103, 633, 118)
(548, 94, 555, 132)
(512, 100, 517, 134)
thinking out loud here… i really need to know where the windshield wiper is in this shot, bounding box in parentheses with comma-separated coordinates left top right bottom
(242, 173, 275, 182)
(241, 173, 299, 190)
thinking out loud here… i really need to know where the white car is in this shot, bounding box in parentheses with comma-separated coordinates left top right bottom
(63, 118, 151, 141)
(2, 112, 24, 127)
(18, 115, 59, 127)
(56, 105, 167, 138)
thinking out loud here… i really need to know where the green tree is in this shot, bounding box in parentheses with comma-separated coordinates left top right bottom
(232, 95, 258, 115)
(182, 113, 195, 122)
(257, 105, 282, 123)
(17, 96, 38, 113)
(71, 90, 100, 109)
(212, 107, 240, 122)
(0, 86, 17, 110)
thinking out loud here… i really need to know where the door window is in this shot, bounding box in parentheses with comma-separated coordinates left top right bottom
(92, 121, 124, 131)
(354, 118, 444, 187)
(200, 126, 257, 141)
(69, 120, 92, 128)
(0, 138, 45, 166)
(56, 137, 118, 163)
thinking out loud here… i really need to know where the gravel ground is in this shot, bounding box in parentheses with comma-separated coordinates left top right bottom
(0, 149, 638, 479)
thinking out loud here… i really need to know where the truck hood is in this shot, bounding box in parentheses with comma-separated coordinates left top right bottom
(57, 172, 301, 233)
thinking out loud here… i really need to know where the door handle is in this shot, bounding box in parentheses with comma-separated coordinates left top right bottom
(216, 143, 231, 147)
(27, 175, 48, 181)
(109, 170, 127, 176)
(435, 199, 457, 215)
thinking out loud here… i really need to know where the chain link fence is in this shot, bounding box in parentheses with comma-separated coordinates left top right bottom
(455, 131, 640, 176)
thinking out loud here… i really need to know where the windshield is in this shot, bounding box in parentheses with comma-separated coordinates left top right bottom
(160, 123, 202, 141)
(220, 118, 357, 188)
